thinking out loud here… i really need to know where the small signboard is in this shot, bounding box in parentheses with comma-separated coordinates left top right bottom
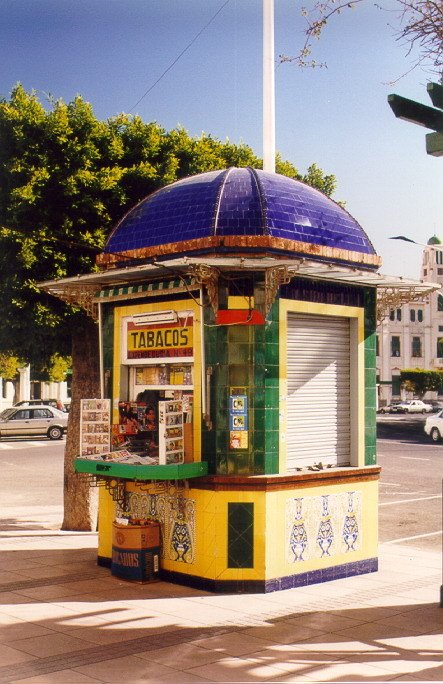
(229, 432, 248, 449)
(125, 313, 194, 362)
(229, 413, 248, 431)
(229, 395, 247, 414)
(229, 393, 248, 450)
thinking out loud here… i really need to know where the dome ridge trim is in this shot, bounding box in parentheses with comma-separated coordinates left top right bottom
(213, 167, 234, 236)
(250, 167, 269, 236)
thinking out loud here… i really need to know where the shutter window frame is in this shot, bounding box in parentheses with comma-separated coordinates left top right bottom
(279, 300, 364, 473)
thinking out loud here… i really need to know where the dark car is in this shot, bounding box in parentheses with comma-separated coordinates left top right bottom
(425, 401, 443, 413)
(378, 402, 404, 414)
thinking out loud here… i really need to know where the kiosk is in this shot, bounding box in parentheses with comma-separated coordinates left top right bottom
(42, 167, 438, 592)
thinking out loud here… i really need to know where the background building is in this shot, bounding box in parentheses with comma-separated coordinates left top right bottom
(377, 236, 443, 405)
(0, 365, 70, 412)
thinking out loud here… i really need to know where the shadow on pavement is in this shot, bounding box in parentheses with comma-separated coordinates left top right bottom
(0, 537, 441, 682)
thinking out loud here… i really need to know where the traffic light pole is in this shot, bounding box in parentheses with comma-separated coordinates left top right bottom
(388, 82, 443, 607)
(388, 82, 443, 157)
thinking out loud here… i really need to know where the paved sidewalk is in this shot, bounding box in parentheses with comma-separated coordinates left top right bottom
(0, 512, 441, 683)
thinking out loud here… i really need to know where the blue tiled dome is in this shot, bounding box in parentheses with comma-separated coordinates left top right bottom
(102, 168, 378, 268)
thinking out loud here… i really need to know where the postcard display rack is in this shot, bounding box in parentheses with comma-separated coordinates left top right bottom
(80, 399, 111, 456)
(158, 400, 184, 465)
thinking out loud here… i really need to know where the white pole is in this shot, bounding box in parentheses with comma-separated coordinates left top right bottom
(263, 0, 275, 173)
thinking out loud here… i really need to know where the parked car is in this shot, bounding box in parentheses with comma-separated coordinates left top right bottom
(395, 400, 433, 414)
(0, 405, 68, 440)
(424, 411, 443, 442)
(378, 402, 404, 414)
(425, 400, 443, 413)
(14, 398, 67, 411)
(15, 398, 58, 407)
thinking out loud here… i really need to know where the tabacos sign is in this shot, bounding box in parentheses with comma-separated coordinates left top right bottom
(126, 314, 193, 360)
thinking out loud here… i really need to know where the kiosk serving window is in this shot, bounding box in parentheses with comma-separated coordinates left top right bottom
(113, 309, 195, 465)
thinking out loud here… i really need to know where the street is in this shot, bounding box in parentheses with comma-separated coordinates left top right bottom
(0, 423, 442, 552)
(378, 414, 443, 552)
(0, 437, 65, 530)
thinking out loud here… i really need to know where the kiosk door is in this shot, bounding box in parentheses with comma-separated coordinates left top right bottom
(286, 312, 351, 470)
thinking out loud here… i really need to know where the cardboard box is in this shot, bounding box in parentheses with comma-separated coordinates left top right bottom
(111, 546, 160, 582)
(112, 522, 160, 550)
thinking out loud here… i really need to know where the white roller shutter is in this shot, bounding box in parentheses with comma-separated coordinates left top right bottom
(286, 312, 351, 469)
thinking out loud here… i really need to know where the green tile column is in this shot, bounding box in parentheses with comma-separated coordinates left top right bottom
(202, 279, 280, 476)
(102, 305, 114, 401)
(262, 300, 280, 474)
(226, 323, 254, 474)
(202, 303, 226, 474)
(364, 288, 377, 466)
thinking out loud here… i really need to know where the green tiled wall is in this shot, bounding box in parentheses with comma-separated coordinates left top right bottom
(203, 281, 378, 474)
(102, 305, 114, 400)
(364, 288, 377, 466)
(202, 283, 280, 476)
(201, 305, 222, 474)
(263, 303, 280, 474)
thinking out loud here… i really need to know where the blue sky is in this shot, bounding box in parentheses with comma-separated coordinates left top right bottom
(1, 0, 442, 278)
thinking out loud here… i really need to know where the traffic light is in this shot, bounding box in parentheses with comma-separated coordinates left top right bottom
(388, 82, 443, 157)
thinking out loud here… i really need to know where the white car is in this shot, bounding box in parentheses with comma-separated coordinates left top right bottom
(0, 405, 68, 440)
(395, 400, 432, 414)
(424, 411, 443, 442)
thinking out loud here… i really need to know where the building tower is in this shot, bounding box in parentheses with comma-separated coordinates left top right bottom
(377, 236, 443, 405)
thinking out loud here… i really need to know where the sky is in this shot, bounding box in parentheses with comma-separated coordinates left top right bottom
(1, 0, 442, 279)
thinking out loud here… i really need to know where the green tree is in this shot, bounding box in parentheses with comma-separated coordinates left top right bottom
(301, 163, 336, 196)
(47, 354, 72, 383)
(0, 84, 338, 529)
(400, 369, 443, 398)
(0, 354, 21, 381)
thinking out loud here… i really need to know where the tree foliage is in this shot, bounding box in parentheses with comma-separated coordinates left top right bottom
(0, 85, 339, 529)
(397, 0, 443, 78)
(0, 84, 338, 372)
(400, 368, 443, 397)
(47, 354, 72, 383)
(0, 354, 22, 381)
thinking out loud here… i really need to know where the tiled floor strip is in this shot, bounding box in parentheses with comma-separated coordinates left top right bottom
(0, 626, 234, 682)
(0, 573, 102, 592)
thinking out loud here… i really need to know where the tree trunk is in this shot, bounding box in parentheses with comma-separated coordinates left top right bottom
(61, 317, 100, 531)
